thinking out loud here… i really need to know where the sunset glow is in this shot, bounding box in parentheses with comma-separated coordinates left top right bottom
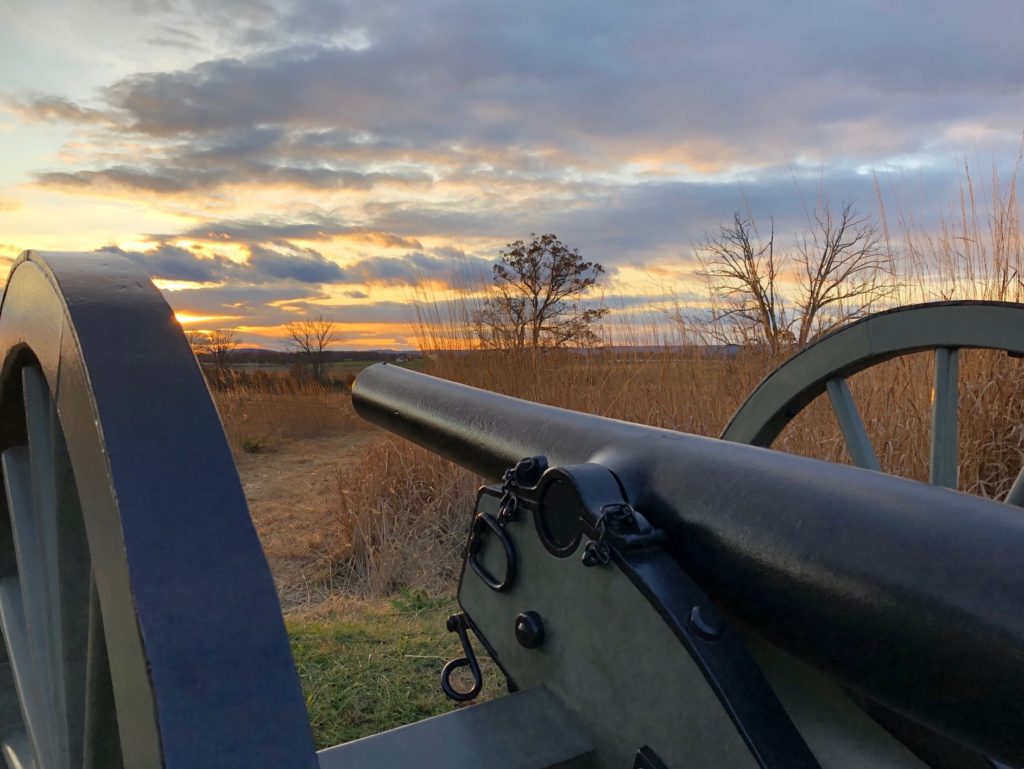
(2, 1, 1023, 349)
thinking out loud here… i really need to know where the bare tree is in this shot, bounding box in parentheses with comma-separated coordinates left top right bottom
(193, 329, 239, 374)
(184, 329, 207, 354)
(474, 233, 608, 350)
(696, 201, 892, 353)
(696, 214, 788, 354)
(794, 201, 891, 346)
(286, 316, 340, 382)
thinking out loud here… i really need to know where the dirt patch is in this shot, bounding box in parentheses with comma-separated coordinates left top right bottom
(234, 428, 380, 611)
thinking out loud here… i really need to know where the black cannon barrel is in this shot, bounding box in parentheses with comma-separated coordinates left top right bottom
(353, 363, 1024, 764)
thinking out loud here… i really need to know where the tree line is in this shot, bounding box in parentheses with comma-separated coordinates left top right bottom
(189, 198, 893, 365)
(469, 199, 891, 354)
(188, 318, 348, 382)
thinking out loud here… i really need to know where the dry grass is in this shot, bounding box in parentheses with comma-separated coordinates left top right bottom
(211, 369, 362, 453)
(209, 368, 378, 607)
(216, 391, 359, 451)
(329, 438, 479, 597)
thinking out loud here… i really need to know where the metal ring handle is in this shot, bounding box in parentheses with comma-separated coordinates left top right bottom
(467, 512, 516, 592)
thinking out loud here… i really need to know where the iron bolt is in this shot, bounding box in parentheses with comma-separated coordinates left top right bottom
(514, 611, 545, 648)
(688, 605, 722, 641)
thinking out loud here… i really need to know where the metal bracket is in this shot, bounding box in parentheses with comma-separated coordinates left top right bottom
(581, 502, 665, 567)
(463, 459, 820, 769)
(441, 613, 483, 702)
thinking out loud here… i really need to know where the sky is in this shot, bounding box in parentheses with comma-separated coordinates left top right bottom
(1, 0, 1022, 349)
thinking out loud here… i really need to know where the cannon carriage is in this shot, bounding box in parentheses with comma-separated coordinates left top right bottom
(0, 250, 1020, 768)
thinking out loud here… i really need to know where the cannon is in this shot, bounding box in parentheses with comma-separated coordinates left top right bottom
(0, 250, 1020, 769)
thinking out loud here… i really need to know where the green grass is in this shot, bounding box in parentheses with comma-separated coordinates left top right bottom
(287, 596, 503, 750)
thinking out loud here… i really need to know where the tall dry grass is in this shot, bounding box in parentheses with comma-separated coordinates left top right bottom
(211, 368, 361, 453)
(325, 160, 1024, 598)
(330, 438, 479, 597)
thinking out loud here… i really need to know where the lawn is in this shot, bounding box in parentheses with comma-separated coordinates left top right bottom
(287, 593, 503, 749)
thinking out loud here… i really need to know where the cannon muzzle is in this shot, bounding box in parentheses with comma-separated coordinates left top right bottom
(353, 362, 1024, 765)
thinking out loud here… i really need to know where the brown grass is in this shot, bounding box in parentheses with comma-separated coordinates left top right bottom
(211, 368, 362, 453)
(330, 437, 479, 597)
(216, 391, 359, 450)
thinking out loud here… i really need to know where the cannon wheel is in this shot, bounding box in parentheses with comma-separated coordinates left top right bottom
(721, 301, 1024, 498)
(0, 252, 317, 769)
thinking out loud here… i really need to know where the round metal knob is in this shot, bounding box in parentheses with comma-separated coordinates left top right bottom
(514, 611, 545, 648)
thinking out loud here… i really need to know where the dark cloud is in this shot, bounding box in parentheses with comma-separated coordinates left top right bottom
(101, 243, 344, 286)
(175, 215, 357, 243)
(40, 167, 209, 193)
(246, 245, 345, 283)
(34, 126, 433, 194)
(346, 251, 492, 286)
(99, 244, 237, 282)
(25, 1, 1024, 166)
(103, 236, 493, 291)
(169, 215, 423, 251)
(35, 164, 427, 193)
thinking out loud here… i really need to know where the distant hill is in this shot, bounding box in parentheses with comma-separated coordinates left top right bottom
(203, 348, 421, 366)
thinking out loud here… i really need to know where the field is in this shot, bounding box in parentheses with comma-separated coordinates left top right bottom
(216, 340, 1024, 749)
(214, 378, 485, 749)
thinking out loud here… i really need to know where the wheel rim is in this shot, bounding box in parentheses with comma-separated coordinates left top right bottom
(721, 300, 1024, 494)
(0, 252, 318, 769)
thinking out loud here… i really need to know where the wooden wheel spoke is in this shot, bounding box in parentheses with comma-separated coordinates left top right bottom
(825, 377, 880, 471)
(0, 577, 45, 768)
(1, 448, 56, 768)
(930, 348, 960, 489)
(1, 730, 36, 769)
(23, 368, 71, 768)
(0, 368, 113, 769)
(47, 386, 92, 769)
(82, 579, 121, 769)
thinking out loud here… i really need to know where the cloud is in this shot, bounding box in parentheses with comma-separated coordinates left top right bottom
(246, 245, 345, 284)
(175, 215, 357, 243)
(99, 244, 237, 282)
(6, 95, 113, 126)
(23, 1, 1024, 168)
(341, 250, 493, 288)
(161, 284, 329, 325)
(168, 214, 424, 252)
(32, 120, 434, 193)
(103, 236, 494, 291)
(40, 167, 209, 193)
(8, 0, 1024, 349)
(34, 164, 428, 193)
